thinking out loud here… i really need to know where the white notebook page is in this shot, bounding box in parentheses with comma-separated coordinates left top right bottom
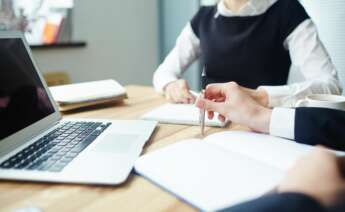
(135, 139, 283, 211)
(206, 131, 315, 172)
(141, 103, 228, 127)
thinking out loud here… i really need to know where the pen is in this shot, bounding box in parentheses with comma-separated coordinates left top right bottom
(199, 90, 206, 137)
(189, 90, 199, 98)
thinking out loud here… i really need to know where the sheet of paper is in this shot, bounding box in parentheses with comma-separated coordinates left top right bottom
(49, 79, 126, 104)
(141, 103, 228, 127)
(135, 140, 283, 211)
(205, 131, 316, 172)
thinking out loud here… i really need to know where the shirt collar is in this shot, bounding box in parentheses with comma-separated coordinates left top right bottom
(217, 0, 278, 17)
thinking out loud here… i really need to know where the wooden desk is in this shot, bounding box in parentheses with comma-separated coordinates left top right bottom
(0, 86, 246, 212)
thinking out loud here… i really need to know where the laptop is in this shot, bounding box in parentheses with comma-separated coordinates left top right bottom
(0, 32, 157, 185)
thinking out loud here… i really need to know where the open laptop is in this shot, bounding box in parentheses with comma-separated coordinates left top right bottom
(0, 32, 157, 185)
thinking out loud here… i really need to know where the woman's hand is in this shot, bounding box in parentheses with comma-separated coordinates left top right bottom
(244, 86, 269, 107)
(164, 79, 196, 104)
(195, 82, 272, 133)
(279, 147, 345, 208)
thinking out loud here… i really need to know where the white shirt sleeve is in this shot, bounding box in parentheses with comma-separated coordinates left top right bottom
(153, 23, 201, 93)
(269, 107, 296, 140)
(260, 19, 343, 108)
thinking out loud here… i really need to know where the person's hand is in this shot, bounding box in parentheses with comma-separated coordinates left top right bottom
(242, 86, 269, 107)
(279, 147, 345, 208)
(164, 79, 196, 104)
(195, 82, 272, 133)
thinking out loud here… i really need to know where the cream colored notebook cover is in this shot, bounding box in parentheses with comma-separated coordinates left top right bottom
(49, 79, 127, 111)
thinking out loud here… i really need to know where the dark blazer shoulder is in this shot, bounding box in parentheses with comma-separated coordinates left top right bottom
(220, 193, 326, 212)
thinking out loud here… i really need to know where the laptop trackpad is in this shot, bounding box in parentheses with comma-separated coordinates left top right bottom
(92, 133, 140, 154)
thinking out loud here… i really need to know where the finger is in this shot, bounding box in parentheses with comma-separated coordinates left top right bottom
(218, 114, 226, 122)
(186, 96, 196, 104)
(181, 99, 189, 104)
(165, 92, 173, 102)
(179, 95, 189, 104)
(188, 95, 196, 104)
(208, 111, 214, 120)
(171, 88, 183, 104)
(206, 83, 224, 91)
(195, 98, 214, 119)
(205, 89, 225, 101)
(205, 83, 227, 100)
(197, 98, 226, 115)
(175, 87, 191, 104)
(180, 88, 190, 97)
(181, 95, 192, 104)
(185, 91, 196, 102)
(181, 89, 194, 104)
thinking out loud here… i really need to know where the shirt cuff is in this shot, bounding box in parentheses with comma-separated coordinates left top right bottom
(260, 85, 295, 107)
(269, 107, 296, 140)
(153, 75, 179, 93)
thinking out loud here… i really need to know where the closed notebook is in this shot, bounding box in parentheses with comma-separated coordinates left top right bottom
(49, 79, 127, 111)
(135, 131, 345, 211)
(142, 103, 228, 127)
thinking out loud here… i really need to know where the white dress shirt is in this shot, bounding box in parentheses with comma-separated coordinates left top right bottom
(153, 0, 342, 109)
(153, 0, 342, 139)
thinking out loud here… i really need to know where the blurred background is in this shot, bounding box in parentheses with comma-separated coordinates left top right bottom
(0, 0, 344, 92)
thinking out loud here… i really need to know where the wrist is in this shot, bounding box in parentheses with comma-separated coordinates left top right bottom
(163, 81, 174, 92)
(250, 107, 272, 134)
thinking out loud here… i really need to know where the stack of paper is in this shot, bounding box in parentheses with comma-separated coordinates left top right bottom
(142, 103, 229, 127)
(49, 79, 127, 111)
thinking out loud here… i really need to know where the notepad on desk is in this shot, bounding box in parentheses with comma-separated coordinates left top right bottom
(135, 131, 345, 211)
(142, 103, 229, 127)
(49, 79, 127, 111)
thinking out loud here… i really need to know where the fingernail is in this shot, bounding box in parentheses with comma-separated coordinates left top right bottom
(196, 100, 205, 108)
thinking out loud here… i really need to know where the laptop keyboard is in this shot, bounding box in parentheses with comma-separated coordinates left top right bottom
(0, 121, 111, 172)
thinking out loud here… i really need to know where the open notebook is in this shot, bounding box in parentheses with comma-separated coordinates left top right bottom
(142, 103, 229, 127)
(135, 131, 345, 211)
(49, 79, 127, 111)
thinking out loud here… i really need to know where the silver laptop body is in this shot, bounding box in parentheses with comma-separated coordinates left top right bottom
(0, 32, 157, 185)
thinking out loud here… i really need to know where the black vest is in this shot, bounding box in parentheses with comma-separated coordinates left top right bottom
(191, 0, 309, 89)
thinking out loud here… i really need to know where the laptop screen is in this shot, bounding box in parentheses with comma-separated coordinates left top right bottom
(0, 38, 55, 140)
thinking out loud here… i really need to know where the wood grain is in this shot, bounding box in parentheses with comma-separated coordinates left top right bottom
(0, 86, 246, 212)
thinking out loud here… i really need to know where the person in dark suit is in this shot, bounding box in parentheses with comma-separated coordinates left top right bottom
(195, 82, 345, 151)
(195, 82, 345, 211)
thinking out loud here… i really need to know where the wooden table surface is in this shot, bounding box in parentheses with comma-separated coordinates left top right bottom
(0, 86, 247, 212)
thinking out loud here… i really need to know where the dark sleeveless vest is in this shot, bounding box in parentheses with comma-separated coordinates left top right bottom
(191, 0, 309, 89)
